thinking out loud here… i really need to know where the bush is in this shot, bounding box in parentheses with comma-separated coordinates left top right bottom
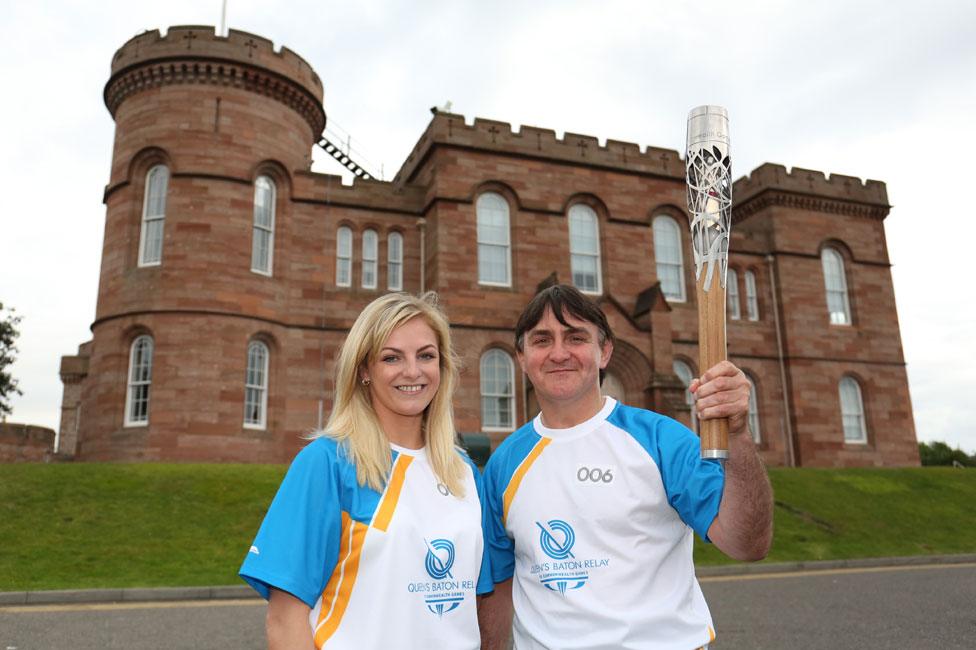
(918, 441, 976, 467)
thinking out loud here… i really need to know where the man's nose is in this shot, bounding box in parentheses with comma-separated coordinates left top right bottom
(549, 339, 571, 362)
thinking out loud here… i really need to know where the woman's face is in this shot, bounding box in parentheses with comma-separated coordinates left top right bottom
(363, 316, 441, 438)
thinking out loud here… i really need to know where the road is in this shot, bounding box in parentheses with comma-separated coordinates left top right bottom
(2, 564, 974, 649)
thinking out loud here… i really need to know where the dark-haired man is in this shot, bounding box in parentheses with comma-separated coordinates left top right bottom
(479, 284, 773, 650)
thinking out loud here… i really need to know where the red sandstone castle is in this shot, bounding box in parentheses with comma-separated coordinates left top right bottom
(56, 26, 919, 467)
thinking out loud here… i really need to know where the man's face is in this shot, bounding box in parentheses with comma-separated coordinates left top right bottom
(517, 307, 613, 407)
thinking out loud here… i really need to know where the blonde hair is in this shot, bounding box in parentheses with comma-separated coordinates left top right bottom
(316, 292, 467, 496)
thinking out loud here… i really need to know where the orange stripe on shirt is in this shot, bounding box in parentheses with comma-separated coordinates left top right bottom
(502, 437, 552, 524)
(371, 454, 413, 532)
(314, 512, 368, 648)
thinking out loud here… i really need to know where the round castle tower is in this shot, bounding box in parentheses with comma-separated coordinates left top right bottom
(78, 26, 326, 460)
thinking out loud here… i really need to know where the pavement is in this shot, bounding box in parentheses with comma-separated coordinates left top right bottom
(3, 553, 975, 606)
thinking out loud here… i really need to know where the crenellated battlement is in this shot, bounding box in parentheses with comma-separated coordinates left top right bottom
(294, 170, 426, 214)
(733, 162, 889, 208)
(394, 112, 685, 184)
(106, 26, 325, 134)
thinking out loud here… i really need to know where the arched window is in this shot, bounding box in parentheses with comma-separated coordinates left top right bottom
(653, 215, 686, 301)
(124, 335, 154, 426)
(744, 270, 760, 321)
(673, 359, 697, 433)
(745, 373, 761, 444)
(251, 175, 276, 275)
(244, 341, 270, 429)
(568, 204, 601, 294)
(601, 372, 626, 402)
(362, 229, 378, 289)
(839, 376, 867, 443)
(480, 349, 515, 429)
(476, 193, 511, 286)
(336, 226, 352, 287)
(727, 269, 741, 320)
(138, 165, 169, 266)
(821, 247, 851, 325)
(388, 232, 403, 291)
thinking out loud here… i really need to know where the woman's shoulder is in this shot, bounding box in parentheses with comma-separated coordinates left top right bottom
(292, 435, 351, 470)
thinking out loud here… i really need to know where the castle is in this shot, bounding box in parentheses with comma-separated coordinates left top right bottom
(56, 26, 920, 467)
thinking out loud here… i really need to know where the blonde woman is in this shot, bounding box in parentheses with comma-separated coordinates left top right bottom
(240, 293, 491, 649)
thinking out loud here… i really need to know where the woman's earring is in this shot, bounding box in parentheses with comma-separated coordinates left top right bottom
(361, 378, 371, 387)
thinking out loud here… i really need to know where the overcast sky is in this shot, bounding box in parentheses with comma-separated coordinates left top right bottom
(2, 0, 974, 453)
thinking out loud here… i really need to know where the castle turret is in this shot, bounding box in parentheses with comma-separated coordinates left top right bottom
(68, 26, 326, 460)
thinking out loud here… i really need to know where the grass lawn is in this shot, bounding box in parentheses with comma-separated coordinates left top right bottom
(2, 463, 974, 591)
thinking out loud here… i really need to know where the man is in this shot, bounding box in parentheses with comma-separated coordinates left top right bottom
(478, 284, 773, 650)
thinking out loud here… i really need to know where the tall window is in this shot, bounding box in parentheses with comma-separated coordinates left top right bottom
(138, 165, 169, 266)
(476, 193, 511, 286)
(744, 270, 760, 321)
(673, 359, 697, 433)
(244, 341, 270, 428)
(746, 374, 761, 444)
(251, 175, 276, 275)
(653, 216, 686, 301)
(125, 335, 154, 426)
(336, 226, 352, 287)
(388, 232, 403, 291)
(839, 376, 867, 443)
(480, 349, 515, 429)
(727, 269, 741, 320)
(821, 247, 851, 325)
(362, 229, 378, 289)
(568, 204, 601, 294)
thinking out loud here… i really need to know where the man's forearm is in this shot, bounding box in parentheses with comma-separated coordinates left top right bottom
(478, 579, 514, 650)
(708, 431, 773, 561)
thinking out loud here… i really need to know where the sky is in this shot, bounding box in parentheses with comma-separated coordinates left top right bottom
(2, 0, 974, 454)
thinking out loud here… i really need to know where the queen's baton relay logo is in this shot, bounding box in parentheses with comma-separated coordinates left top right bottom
(530, 519, 610, 595)
(406, 537, 474, 617)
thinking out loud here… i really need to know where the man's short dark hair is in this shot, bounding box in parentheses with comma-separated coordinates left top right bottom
(515, 284, 616, 353)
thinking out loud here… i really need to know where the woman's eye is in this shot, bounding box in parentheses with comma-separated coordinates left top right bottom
(382, 355, 398, 363)
(420, 352, 437, 361)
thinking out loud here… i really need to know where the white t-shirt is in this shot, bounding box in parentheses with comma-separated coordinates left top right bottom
(484, 398, 725, 650)
(241, 437, 492, 649)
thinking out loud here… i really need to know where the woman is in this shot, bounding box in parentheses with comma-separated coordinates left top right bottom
(240, 292, 491, 649)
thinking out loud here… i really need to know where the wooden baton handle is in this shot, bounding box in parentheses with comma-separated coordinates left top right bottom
(697, 266, 729, 459)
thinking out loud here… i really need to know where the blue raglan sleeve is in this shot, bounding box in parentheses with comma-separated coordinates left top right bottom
(470, 462, 495, 595)
(483, 451, 516, 583)
(239, 438, 342, 607)
(655, 417, 725, 541)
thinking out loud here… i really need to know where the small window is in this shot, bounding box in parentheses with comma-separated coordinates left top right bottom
(480, 349, 515, 430)
(388, 232, 403, 291)
(821, 248, 851, 325)
(251, 176, 276, 275)
(727, 269, 741, 320)
(244, 341, 269, 429)
(673, 359, 697, 433)
(744, 270, 760, 321)
(336, 227, 352, 287)
(476, 193, 511, 286)
(839, 376, 867, 443)
(138, 165, 169, 266)
(568, 204, 602, 294)
(745, 373, 761, 444)
(653, 216, 686, 301)
(362, 229, 378, 289)
(125, 335, 154, 426)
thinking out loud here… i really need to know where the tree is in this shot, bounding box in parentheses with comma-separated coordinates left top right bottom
(918, 441, 976, 467)
(0, 301, 23, 417)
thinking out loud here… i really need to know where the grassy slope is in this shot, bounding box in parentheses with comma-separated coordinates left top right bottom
(2, 464, 974, 590)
